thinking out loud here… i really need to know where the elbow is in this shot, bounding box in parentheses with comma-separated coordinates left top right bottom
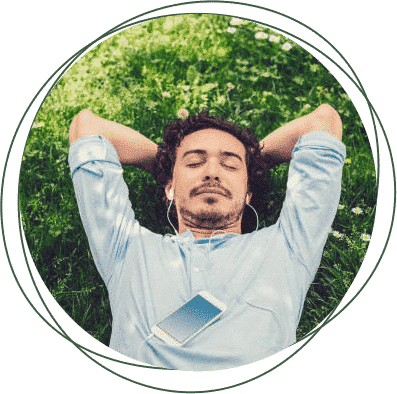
(69, 109, 95, 145)
(77, 108, 94, 119)
(313, 104, 343, 140)
(318, 104, 342, 123)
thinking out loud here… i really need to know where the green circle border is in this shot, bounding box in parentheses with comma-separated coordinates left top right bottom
(1, 1, 397, 393)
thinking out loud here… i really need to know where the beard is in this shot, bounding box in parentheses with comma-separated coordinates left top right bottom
(179, 196, 244, 229)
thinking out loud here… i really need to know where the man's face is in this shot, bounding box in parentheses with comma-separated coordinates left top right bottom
(167, 128, 251, 230)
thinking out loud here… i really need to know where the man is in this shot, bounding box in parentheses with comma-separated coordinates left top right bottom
(68, 104, 345, 370)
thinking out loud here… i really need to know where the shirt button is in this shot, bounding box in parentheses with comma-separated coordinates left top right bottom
(193, 267, 200, 273)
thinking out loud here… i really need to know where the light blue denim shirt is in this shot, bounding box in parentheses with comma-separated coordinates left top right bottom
(68, 131, 346, 371)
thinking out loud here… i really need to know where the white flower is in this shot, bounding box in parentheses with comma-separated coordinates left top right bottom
(282, 43, 292, 51)
(230, 17, 244, 25)
(352, 207, 363, 215)
(361, 234, 371, 242)
(255, 32, 268, 39)
(227, 82, 235, 90)
(162, 92, 171, 98)
(332, 231, 342, 239)
(269, 35, 280, 43)
(177, 109, 189, 119)
(227, 27, 236, 34)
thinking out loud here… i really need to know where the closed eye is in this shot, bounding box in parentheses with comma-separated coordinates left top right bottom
(186, 162, 239, 170)
(186, 162, 237, 170)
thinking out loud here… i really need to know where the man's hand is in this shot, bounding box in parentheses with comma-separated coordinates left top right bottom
(259, 104, 342, 169)
(69, 109, 158, 174)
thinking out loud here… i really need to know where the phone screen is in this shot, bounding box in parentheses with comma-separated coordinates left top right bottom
(157, 294, 222, 343)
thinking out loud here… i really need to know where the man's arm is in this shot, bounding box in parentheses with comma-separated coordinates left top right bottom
(260, 104, 342, 168)
(69, 109, 158, 174)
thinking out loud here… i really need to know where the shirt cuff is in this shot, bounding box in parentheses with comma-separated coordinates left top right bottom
(68, 135, 121, 178)
(293, 131, 347, 162)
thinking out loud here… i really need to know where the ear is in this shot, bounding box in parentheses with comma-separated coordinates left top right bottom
(246, 192, 252, 205)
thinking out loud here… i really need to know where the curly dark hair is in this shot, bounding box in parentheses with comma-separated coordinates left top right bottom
(154, 110, 269, 233)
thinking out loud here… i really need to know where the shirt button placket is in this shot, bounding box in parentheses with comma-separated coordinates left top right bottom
(191, 247, 206, 293)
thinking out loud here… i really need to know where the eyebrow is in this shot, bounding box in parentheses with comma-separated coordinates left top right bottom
(182, 149, 244, 163)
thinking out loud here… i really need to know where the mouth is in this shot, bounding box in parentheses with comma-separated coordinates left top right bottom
(195, 187, 229, 198)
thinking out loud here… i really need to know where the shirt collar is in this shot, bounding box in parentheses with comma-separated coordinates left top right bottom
(170, 228, 240, 245)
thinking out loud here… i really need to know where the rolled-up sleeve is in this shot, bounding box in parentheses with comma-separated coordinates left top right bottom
(278, 131, 346, 278)
(68, 135, 136, 285)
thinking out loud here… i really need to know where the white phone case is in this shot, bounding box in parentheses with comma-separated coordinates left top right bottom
(151, 291, 227, 346)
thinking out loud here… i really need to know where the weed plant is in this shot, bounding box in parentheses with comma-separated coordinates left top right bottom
(19, 15, 376, 347)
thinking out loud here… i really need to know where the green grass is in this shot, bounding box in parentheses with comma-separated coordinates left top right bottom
(19, 14, 376, 346)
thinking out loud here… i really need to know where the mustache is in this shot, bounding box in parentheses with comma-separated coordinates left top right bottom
(190, 182, 232, 198)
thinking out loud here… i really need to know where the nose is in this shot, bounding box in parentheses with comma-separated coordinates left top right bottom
(203, 175, 220, 182)
(202, 158, 220, 182)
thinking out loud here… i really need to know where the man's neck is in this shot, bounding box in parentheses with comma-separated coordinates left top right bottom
(178, 221, 242, 239)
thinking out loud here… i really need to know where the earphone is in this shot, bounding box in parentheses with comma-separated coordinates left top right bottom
(167, 191, 256, 236)
(166, 189, 179, 236)
(164, 189, 260, 318)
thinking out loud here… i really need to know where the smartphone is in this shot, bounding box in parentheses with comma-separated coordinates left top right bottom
(151, 291, 227, 346)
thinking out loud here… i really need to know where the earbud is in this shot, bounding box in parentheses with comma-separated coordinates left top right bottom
(166, 188, 179, 236)
(246, 195, 249, 204)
